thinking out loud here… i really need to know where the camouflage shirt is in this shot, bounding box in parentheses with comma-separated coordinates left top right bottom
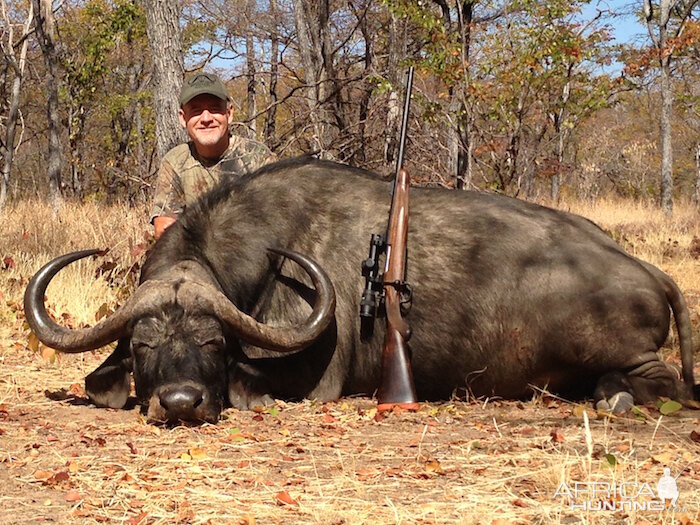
(150, 135, 276, 222)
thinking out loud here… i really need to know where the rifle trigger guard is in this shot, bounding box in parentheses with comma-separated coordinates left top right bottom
(386, 280, 413, 313)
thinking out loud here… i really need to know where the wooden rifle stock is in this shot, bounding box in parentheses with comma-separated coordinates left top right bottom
(377, 168, 418, 411)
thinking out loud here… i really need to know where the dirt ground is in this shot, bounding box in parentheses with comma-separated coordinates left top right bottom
(0, 344, 698, 525)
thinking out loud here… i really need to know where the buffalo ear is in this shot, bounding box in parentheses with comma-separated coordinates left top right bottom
(85, 338, 133, 409)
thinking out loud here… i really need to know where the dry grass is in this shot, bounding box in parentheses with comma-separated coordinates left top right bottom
(560, 197, 700, 293)
(0, 196, 699, 525)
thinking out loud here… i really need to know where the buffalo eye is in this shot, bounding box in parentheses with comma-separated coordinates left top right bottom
(199, 337, 225, 352)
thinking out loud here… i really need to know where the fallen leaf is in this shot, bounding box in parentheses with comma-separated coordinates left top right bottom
(690, 430, 700, 443)
(425, 460, 444, 475)
(572, 405, 597, 419)
(28, 332, 40, 353)
(130, 243, 147, 258)
(52, 471, 70, 484)
(68, 383, 85, 396)
(64, 491, 82, 502)
(126, 442, 138, 455)
(604, 454, 617, 468)
(95, 303, 113, 322)
(189, 447, 208, 460)
(659, 400, 682, 415)
(550, 429, 565, 443)
(34, 470, 53, 481)
(275, 490, 299, 506)
(40, 346, 57, 363)
(356, 468, 378, 481)
(651, 451, 675, 464)
(125, 512, 148, 525)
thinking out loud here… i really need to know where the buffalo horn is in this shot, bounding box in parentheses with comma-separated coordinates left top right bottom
(23, 250, 171, 353)
(177, 248, 336, 352)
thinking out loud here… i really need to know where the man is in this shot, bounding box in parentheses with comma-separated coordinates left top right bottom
(151, 73, 276, 238)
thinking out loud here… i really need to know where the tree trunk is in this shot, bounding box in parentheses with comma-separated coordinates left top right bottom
(246, 14, 257, 138)
(67, 101, 85, 197)
(291, 0, 344, 158)
(693, 142, 700, 206)
(349, 0, 374, 166)
(383, 12, 404, 170)
(447, 98, 460, 186)
(454, 0, 474, 190)
(293, 0, 332, 157)
(264, 0, 279, 149)
(644, 0, 679, 215)
(550, 87, 569, 202)
(551, 128, 564, 202)
(143, 0, 185, 159)
(659, 54, 673, 214)
(32, 0, 63, 209)
(0, 1, 33, 208)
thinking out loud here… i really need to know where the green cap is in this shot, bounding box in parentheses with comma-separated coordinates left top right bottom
(179, 73, 229, 106)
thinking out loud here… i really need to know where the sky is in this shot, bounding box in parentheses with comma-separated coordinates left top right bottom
(582, 0, 648, 45)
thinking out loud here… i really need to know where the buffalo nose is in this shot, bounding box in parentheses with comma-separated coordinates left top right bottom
(159, 385, 204, 421)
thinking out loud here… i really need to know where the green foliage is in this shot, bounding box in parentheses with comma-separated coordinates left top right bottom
(604, 453, 617, 468)
(384, 0, 464, 86)
(62, 0, 146, 97)
(658, 399, 682, 415)
(378, 0, 616, 193)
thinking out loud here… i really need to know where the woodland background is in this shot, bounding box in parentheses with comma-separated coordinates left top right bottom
(1, 3, 700, 523)
(0, 0, 698, 215)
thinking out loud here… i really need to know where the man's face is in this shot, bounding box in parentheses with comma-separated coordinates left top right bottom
(179, 94, 233, 156)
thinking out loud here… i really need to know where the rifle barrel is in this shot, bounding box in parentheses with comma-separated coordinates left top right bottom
(394, 66, 414, 176)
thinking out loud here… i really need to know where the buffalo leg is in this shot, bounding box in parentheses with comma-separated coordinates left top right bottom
(227, 361, 275, 410)
(84, 338, 133, 409)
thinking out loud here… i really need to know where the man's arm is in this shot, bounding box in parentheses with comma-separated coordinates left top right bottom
(153, 216, 177, 239)
(150, 158, 184, 239)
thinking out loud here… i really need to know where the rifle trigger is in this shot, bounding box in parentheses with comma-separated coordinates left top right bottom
(400, 283, 413, 313)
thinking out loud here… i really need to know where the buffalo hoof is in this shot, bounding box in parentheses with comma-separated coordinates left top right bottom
(85, 363, 130, 409)
(595, 392, 634, 414)
(228, 382, 275, 410)
(228, 362, 276, 410)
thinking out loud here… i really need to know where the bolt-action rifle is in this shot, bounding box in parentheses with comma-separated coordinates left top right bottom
(360, 67, 418, 411)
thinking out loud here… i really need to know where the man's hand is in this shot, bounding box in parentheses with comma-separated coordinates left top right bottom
(153, 216, 177, 240)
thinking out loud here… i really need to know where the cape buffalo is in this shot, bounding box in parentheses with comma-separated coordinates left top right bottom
(25, 158, 697, 423)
